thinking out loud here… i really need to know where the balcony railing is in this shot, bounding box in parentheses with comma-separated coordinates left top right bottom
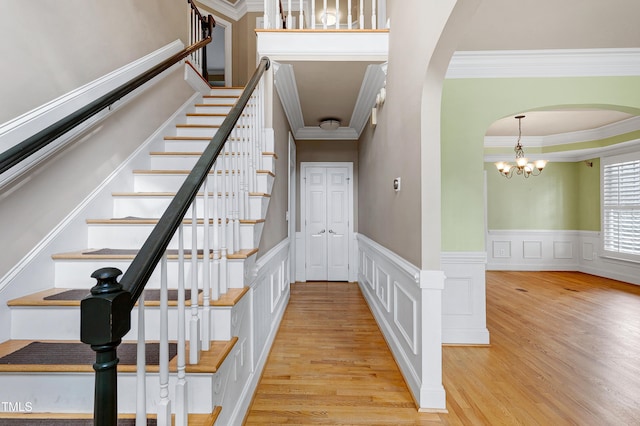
(263, 0, 386, 30)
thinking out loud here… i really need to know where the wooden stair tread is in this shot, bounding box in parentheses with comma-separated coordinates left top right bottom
(7, 287, 246, 308)
(194, 103, 235, 107)
(0, 339, 237, 374)
(112, 191, 270, 197)
(51, 247, 258, 260)
(133, 169, 273, 176)
(186, 112, 229, 117)
(176, 124, 221, 128)
(86, 217, 263, 225)
(149, 151, 274, 156)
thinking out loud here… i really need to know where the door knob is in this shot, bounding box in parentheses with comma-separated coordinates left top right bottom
(328, 229, 335, 234)
(319, 229, 326, 234)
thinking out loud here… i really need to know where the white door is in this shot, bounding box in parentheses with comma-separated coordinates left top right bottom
(304, 164, 351, 281)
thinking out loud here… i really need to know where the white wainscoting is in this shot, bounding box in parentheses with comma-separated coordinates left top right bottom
(356, 234, 446, 411)
(487, 230, 640, 285)
(441, 252, 490, 345)
(225, 238, 290, 425)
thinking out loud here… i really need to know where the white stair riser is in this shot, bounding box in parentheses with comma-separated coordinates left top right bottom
(113, 194, 266, 220)
(186, 115, 226, 125)
(150, 153, 273, 171)
(0, 373, 214, 414)
(133, 173, 269, 193)
(53, 255, 248, 289)
(194, 105, 232, 114)
(175, 126, 219, 138)
(208, 88, 242, 97)
(88, 222, 259, 251)
(10, 306, 231, 341)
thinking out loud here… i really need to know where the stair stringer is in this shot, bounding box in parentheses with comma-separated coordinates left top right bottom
(0, 92, 203, 343)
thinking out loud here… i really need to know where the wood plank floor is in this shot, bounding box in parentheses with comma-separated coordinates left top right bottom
(244, 273, 640, 425)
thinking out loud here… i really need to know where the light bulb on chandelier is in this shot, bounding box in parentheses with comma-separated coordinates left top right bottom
(495, 115, 548, 178)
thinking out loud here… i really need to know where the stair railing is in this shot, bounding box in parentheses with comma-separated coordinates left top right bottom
(80, 57, 271, 426)
(188, 0, 215, 81)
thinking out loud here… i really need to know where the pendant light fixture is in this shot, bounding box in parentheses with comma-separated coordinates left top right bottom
(495, 115, 547, 178)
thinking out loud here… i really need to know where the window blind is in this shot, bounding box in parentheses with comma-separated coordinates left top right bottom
(603, 156, 640, 260)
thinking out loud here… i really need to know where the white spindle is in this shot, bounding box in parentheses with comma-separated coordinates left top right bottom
(175, 225, 188, 426)
(212, 162, 220, 301)
(189, 205, 201, 364)
(233, 135, 241, 252)
(359, 0, 364, 28)
(311, 0, 316, 29)
(157, 254, 171, 426)
(371, 0, 376, 29)
(263, 0, 269, 29)
(287, 0, 292, 29)
(202, 179, 211, 351)
(220, 143, 229, 294)
(323, 0, 328, 29)
(299, 0, 304, 29)
(348, 0, 352, 29)
(336, 0, 340, 29)
(135, 291, 146, 426)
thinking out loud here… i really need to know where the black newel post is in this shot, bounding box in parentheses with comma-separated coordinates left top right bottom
(81, 267, 131, 426)
(201, 16, 212, 82)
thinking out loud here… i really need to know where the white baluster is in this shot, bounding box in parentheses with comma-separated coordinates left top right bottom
(263, 0, 269, 29)
(189, 204, 201, 364)
(135, 291, 146, 426)
(175, 225, 188, 426)
(299, 0, 304, 29)
(311, 0, 316, 29)
(371, 0, 376, 29)
(220, 144, 229, 294)
(359, 0, 364, 28)
(323, 0, 328, 29)
(233, 133, 241, 252)
(202, 178, 211, 351)
(347, 0, 352, 29)
(336, 0, 340, 29)
(157, 254, 171, 426)
(212, 161, 220, 301)
(288, 0, 292, 29)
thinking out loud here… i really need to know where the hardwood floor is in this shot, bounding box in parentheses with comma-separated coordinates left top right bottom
(244, 273, 640, 425)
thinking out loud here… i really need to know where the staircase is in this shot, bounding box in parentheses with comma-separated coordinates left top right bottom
(0, 85, 278, 425)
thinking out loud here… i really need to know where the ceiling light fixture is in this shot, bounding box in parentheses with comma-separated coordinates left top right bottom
(319, 118, 341, 130)
(495, 115, 547, 178)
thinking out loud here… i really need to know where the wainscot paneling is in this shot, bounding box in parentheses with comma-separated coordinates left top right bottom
(488, 230, 640, 286)
(223, 239, 290, 425)
(441, 252, 490, 345)
(356, 234, 446, 411)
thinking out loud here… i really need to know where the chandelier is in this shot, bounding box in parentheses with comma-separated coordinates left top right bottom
(494, 115, 547, 178)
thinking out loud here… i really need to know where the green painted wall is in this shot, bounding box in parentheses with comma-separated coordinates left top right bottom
(441, 76, 640, 251)
(484, 159, 600, 231)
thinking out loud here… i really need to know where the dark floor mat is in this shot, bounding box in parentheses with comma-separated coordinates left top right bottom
(0, 342, 176, 366)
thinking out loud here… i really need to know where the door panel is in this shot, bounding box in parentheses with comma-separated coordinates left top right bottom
(305, 167, 327, 280)
(327, 167, 349, 280)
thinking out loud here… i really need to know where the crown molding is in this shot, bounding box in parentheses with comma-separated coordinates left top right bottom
(447, 48, 640, 79)
(274, 63, 305, 132)
(485, 116, 640, 148)
(349, 64, 387, 136)
(199, 0, 247, 21)
(296, 126, 359, 140)
(485, 137, 640, 162)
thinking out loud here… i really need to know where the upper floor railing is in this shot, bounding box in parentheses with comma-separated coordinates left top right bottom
(263, 0, 386, 30)
(188, 0, 215, 80)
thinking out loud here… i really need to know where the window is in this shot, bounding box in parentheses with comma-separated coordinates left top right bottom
(602, 152, 640, 261)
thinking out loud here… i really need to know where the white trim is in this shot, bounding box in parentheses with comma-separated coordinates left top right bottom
(0, 40, 185, 190)
(200, 0, 248, 21)
(356, 233, 446, 410)
(447, 48, 640, 79)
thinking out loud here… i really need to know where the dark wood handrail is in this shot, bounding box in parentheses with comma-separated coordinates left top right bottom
(122, 56, 270, 306)
(0, 38, 210, 176)
(80, 56, 270, 426)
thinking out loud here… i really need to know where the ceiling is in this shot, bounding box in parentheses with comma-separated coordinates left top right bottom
(268, 0, 640, 142)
